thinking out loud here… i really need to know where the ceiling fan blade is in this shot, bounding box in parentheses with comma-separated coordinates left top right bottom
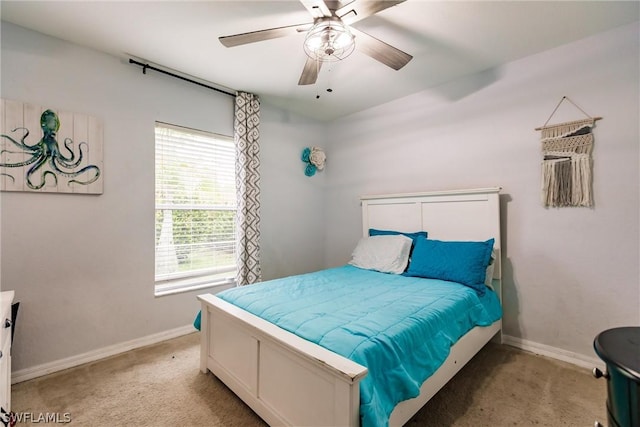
(219, 22, 312, 47)
(338, 0, 405, 25)
(350, 27, 412, 70)
(298, 57, 323, 85)
(299, 0, 332, 18)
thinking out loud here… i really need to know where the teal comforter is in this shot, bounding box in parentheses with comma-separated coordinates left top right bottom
(213, 265, 502, 427)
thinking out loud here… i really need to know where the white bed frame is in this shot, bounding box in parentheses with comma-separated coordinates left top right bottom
(198, 187, 502, 427)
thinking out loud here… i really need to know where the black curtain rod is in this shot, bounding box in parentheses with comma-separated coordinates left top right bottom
(129, 59, 236, 98)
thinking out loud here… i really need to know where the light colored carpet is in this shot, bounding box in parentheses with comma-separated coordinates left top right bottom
(12, 332, 606, 426)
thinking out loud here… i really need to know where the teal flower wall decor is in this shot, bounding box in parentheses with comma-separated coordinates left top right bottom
(301, 147, 326, 177)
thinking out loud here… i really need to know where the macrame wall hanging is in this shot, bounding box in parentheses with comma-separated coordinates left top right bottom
(535, 96, 602, 208)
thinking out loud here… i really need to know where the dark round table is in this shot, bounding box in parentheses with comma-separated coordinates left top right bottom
(593, 326, 640, 427)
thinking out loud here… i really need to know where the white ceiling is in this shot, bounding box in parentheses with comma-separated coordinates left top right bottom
(2, 1, 638, 121)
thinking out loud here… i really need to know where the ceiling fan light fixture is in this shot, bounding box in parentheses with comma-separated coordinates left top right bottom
(303, 18, 355, 62)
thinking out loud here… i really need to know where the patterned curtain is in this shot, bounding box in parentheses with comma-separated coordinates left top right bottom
(234, 92, 261, 285)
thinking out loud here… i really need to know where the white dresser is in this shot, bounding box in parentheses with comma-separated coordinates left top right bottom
(0, 290, 14, 415)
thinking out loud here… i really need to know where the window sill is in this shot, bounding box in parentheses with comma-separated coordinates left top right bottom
(154, 276, 236, 297)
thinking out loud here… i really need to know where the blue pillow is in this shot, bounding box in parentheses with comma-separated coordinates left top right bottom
(368, 228, 427, 245)
(193, 311, 201, 331)
(405, 237, 495, 295)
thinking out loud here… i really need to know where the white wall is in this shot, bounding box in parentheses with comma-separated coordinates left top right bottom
(260, 107, 327, 280)
(0, 22, 327, 373)
(324, 22, 640, 360)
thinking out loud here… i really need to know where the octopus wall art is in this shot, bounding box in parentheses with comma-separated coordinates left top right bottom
(0, 100, 103, 194)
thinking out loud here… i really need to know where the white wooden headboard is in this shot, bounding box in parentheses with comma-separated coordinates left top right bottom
(361, 187, 502, 300)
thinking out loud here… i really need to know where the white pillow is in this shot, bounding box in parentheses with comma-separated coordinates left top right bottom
(485, 249, 497, 289)
(349, 235, 413, 274)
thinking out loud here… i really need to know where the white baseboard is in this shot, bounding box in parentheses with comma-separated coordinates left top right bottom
(12, 324, 196, 384)
(502, 334, 604, 370)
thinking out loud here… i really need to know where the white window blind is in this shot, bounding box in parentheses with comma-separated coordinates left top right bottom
(154, 122, 236, 294)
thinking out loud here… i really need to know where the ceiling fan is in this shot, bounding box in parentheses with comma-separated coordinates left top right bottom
(219, 0, 413, 86)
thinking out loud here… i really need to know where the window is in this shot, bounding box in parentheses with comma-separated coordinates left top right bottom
(154, 122, 236, 296)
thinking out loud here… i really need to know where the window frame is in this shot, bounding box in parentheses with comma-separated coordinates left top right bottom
(154, 121, 237, 297)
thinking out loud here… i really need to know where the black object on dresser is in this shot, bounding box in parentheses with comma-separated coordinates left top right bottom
(593, 327, 640, 427)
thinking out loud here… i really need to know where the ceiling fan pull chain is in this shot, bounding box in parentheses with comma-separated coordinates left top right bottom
(315, 58, 320, 98)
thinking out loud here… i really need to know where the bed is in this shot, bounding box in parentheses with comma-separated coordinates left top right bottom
(198, 187, 503, 427)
